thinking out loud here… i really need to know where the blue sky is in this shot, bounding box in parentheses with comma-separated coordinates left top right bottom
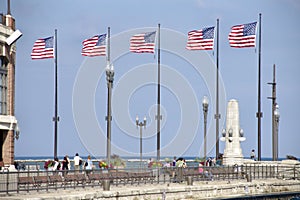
(2, 0, 299, 159)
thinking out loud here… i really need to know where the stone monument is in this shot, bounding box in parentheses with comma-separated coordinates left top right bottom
(221, 99, 245, 165)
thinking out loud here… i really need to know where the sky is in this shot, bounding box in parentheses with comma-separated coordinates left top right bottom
(1, 0, 299, 159)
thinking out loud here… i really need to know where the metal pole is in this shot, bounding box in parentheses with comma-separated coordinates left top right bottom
(274, 114, 278, 160)
(268, 64, 276, 161)
(140, 124, 142, 168)
(136, 116, 146, 168)
(106, 27, 114, 166)
(106, 78, 112, 166)
(256, 13, 263, 161)
(107, 27, 110, 64)
(274, 66, 278, 161)
(53, 29, 59, 159)
(204, 109, 207, 161)
(274, 104, 279, 161)
(7, 0, 11, 15)
(215, 19, 220, 159)
(156, 23, 161, 162)
(202, 96, 209, 160)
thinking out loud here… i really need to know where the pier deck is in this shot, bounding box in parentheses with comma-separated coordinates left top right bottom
(1, 178, 300, 199)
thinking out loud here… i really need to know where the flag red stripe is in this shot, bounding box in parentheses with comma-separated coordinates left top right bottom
(81, 35, 106, 57)
(31, 38, 54, 59)
(186, 29, 214, 51)
(130, 32, 156, 53)
(228, 24, 256, 48)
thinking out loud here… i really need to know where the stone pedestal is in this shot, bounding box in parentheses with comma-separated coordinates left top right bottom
(222, 99, 245, 166)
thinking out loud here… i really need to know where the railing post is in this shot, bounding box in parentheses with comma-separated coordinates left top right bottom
(245, 164, 247, 179)
(17, 170, 20, 193)
(251, 164, 253, 180)
(163, 167, 166, 183)
(6, 169, 9, 194)
(27, 166, 30, 192)
(37, 169, 40, 192)
(46, 170, 49, 192)
(157, 168, 160, 184)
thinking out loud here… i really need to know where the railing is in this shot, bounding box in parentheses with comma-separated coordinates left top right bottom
(0, 164, 299, 194)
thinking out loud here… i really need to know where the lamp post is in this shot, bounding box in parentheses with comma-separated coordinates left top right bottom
(268, 64, 277, 161)
(136, 115, 146, 168)
(274, 104, 280, 161)
(105, 27, 114, 166)
(202, 96, 209, 160)
(105, 63, 114, 166)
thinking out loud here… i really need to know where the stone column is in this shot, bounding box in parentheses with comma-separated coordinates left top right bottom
(222, 99, 245, 165)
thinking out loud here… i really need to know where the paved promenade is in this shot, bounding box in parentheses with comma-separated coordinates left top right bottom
(1, 178, 300, 200)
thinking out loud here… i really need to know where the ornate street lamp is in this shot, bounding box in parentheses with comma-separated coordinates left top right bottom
(202, 96, 209, 160)
(136, 115, 147, 168)
(14, 123, 20, 140)
(239, 129, 245, 142)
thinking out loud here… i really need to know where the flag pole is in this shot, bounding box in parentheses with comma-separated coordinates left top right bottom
(156, 23, 161, 161)
(107, 27, 110, 65)
(215, 19, 220, 159)
(53, 29, 59, 159)
(257, 13, 263, 161)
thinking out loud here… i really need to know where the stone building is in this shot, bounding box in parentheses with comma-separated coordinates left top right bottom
(0, 1, 19, 167)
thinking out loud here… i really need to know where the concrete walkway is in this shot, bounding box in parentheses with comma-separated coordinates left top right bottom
(1, 178, 300, 200)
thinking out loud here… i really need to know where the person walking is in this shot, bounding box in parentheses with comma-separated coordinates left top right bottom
(62, 156, 69, 170)
(62, 156, 69, 176)
(85, 155, 93, 174)
(73, 153, 82, 172)
(53, 157, 61, 171)
(250, 149, 256, 160)
(65, 155, 71, 170)
(172, 156, 177, 167)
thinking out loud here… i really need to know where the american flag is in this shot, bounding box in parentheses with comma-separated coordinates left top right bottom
(81, 34, 107, 57)
(130, 31, 156, 53)
(31, 36, 54, 59)
(228, 22, 257, 48)
(186, 27, 215, 50)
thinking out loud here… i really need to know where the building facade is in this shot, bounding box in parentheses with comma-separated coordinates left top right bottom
(0, 5, 18, 166)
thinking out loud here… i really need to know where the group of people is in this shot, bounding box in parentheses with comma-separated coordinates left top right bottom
(44, 153, 93, 171)
(159, 157, 188, 168)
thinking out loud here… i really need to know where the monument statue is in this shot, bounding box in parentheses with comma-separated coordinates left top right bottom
(221, 99, 246, 165)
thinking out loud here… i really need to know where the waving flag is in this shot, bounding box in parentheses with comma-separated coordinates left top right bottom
(81, 34, 107, 57)
(229, 22, 257, 48)
(130, 31, 156, 53)
(31, 36, 54, 59)
(186, 26, 215, 50)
